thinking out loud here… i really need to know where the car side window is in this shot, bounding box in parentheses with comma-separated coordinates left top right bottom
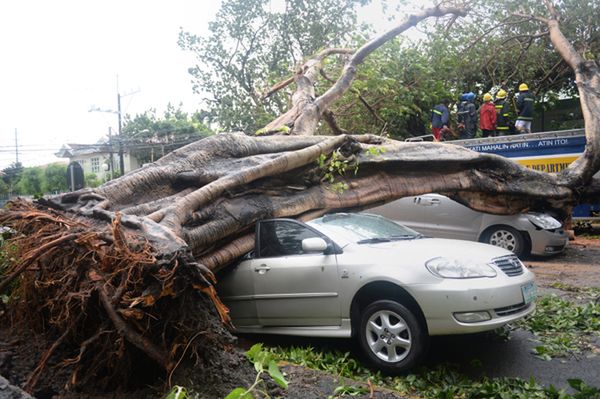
(258, 220, 321, 258)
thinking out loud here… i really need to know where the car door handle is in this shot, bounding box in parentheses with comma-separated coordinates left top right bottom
(254, 265, 271, 274)
(421, 198, 440, 206)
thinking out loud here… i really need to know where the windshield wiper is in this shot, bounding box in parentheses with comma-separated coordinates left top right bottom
(357, 237, 392, 244)
(390, 234, 425, 240)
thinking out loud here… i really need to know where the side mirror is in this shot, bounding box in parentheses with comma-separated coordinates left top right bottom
(302, 237, 328, 253)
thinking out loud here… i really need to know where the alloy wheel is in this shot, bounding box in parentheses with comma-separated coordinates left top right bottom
(489, 229, 517, 252)
(365, 309, 412, 363)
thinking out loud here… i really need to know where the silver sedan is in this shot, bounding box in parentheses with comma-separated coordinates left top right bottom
(367, 193, 568, 257)
(218, 213, 536, 373)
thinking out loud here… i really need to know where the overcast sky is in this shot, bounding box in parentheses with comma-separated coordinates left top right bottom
(0, 0, 422, 169)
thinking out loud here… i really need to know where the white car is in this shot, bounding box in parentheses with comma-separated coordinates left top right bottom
(367, 194, 568, 258)
(218, 213, 536, 373)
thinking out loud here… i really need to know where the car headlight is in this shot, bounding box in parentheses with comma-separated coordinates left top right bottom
(426, 257, 497, 279)
(527, 214, 562, 230)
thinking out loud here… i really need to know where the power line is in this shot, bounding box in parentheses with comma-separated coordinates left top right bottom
(0, 137, 206, 152)
(0, 143, 107, 150)
(0, 145, 61, 148)
(0, 136, 208, 169)
(0, 148, 62, 153)
(0, 144, 91, 151)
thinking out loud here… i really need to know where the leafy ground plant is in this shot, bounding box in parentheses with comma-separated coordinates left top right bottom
(517, 293, 600, 360)
(547, 282, 600, 299)
(328, 383, 369, 398)
(165, 385, 189, 399)
(225, 343, 288, 399)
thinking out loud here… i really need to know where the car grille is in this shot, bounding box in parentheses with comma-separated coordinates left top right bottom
(495, 302, 531, 317)
(491, 255, 524, 276)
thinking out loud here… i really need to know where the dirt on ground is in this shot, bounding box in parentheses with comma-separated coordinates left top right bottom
(1, 236, 599, 399)
(526, 236, 600, 295)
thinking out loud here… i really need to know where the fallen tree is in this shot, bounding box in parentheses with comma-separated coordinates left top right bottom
(1, 2, 599, 395)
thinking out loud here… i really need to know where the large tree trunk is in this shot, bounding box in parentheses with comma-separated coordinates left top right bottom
(1, 3, 599, 395)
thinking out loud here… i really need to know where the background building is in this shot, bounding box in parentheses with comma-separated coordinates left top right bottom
(55, 141, 140, 181)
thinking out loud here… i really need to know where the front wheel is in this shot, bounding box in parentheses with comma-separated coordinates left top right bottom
(358, 300, 427, 374)
(481, 225, 527, 257)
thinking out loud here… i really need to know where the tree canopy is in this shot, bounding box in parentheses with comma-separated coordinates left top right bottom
(121, 103, 213, 164)
(0, 162, 23, 196)
(179, 0, 369, 133)
(1, 162, 68, 197)
(180, 0, 600, 139)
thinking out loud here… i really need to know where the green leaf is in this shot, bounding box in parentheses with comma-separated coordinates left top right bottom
(245, 343, 263, 362)
(164, 385, 188, 399)
(224, 387, 251, 399)
(268, 360, 288, 389)
(568, 379, 583, 391)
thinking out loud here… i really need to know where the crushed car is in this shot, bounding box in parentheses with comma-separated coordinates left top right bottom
(218, 213, 536, 373)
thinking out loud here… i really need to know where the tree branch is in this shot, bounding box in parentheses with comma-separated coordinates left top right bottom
(315, 5, 466, 111)
(323, 110, 350, 135)
(525, 2, 600, 186)
(500, 31, 549, 46)
(319, 67, 386, 126)
(261, 48, 353, 100)
(290, 5, 466, 136)
(262, 75, 295, 100)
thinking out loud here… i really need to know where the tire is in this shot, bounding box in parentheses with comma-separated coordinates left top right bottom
(357, 300, 427, 374)
(481, 225, 527, 257)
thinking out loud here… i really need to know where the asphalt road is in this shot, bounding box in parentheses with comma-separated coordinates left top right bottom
(239, 328, 600, 391)
(425, 329, 600, 390)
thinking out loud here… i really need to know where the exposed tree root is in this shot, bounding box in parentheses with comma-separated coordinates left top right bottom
(0, 202, 233, 393)
(0, 233, 78, 293)
(24, 315, 82, 392)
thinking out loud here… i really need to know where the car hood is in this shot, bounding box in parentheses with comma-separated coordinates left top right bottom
(351, 237, 514, 263)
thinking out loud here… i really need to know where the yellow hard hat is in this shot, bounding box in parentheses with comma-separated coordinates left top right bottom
(519, 83, 529, 91)
(496, 89, 507, 99)
(483, 93, 492, 102)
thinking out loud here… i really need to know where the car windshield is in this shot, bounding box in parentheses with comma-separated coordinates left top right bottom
(311, 213, 422, 244)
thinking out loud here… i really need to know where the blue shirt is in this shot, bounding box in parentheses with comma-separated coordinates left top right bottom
(431, 104, 449, 128)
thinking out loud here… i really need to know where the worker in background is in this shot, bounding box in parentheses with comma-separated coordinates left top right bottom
(494, 89, 511, 136)
(430, 99, 450, 142)
(515, 83, 535, 133)
(480, 93, 497, 137)
(456, 92, 477, 139)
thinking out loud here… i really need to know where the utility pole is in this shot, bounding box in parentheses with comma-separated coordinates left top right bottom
(88, 77, 139, 176)
(117, 92, 125, 175)
(108, 127, 115, 180)
(14, 128, 19, 165)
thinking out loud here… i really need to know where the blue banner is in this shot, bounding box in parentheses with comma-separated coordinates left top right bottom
(462, 135, 586, 158)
